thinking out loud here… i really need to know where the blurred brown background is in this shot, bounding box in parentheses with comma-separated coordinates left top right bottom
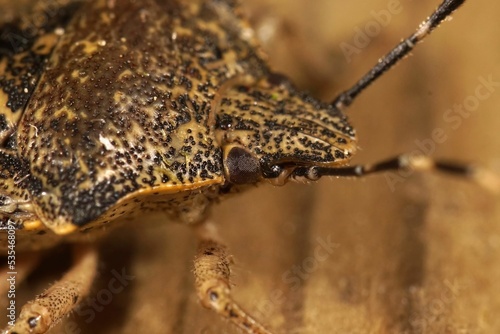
(4, 0, 500, 333)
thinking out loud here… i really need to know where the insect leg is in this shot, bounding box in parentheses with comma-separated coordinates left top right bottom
(295, 154, 499, 193)
(3, 243, 97, 334)
(193, 222, 272, 334)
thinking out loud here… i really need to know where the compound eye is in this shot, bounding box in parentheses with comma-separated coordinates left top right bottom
(224, 146, 261, 184)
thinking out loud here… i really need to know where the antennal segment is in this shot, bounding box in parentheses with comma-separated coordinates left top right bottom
(332, 0, 466, 111)
(293, 153, 500, 193)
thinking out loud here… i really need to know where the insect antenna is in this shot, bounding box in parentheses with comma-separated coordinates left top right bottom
(294, 154, 500, 193)
(332, 0, 465, 111)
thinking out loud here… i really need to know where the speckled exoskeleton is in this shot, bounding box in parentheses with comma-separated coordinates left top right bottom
(0, 0, 487, 333)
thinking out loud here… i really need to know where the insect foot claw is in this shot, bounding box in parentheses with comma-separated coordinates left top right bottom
(194, 239, 273, 334)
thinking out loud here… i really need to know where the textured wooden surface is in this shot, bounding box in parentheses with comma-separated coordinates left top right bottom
(4, 0, 500, 333)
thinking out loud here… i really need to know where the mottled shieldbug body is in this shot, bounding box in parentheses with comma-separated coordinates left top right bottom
(2, 0, 494, 333)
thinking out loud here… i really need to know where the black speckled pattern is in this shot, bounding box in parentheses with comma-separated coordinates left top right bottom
(0, 0, 356, 245)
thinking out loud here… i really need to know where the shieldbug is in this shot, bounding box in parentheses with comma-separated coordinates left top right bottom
(1, 0, 498, 333)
